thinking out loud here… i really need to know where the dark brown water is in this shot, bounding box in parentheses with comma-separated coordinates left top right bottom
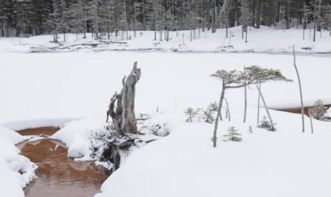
(17, 127, 110, 197)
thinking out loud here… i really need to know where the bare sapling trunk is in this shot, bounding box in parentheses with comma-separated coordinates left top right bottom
(243, 67, 247, 123)
(255, 84, 275, 131)
(257, 83, 261, 126)
(292, 46, 305, 133)
(213, 83, 226, 147)
(245, 30, 248, 43)
(308, 108, 314, 134)
(107, 62, 141, 134)
(225, 98, 231, 121)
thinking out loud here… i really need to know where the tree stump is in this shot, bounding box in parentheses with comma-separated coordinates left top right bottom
(106, 62, 141, 134)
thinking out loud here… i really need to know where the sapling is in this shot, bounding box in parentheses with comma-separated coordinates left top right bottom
(185, 107, 198, 122)
(258, 116, 276, 131)
(223, 127, 242, 142)
(203, 102, 218, 123)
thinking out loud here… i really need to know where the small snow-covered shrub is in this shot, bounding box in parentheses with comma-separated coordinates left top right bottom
(202, 102, 218, 123)
(248, 126, 253, 134)
(223, 127, 242, 142)
(137, 115, 170, 137)
(184, 103, 218, 123)
(258, 116, 276, 131)
(151, 123, 170, 137)
(184, 107, 199, 122)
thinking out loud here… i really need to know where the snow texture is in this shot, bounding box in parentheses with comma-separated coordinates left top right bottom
(0, 127, 36, 197)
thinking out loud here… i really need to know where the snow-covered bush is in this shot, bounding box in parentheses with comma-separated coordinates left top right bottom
(223, 126, 242, 142)
(184, 103, 218, 123)
(202, 102, 218, 123)
(184, 107, 199, 122)
(258, 116, 276, 131)
(137, 114, 170, 137)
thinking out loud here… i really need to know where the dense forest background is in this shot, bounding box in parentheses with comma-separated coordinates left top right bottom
(0, 0, 331, 39)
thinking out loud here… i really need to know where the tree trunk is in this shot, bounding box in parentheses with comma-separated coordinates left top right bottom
(255, 0, 261, 28)
(292, 47, 305, 133)
(212, 84, 226, 147)
(245, 30, 248, 43)
(243, 68, 247, 123)
(257, 83, 261, 126)
(308, 109, 314, 134)
(313, 17, 317, 42)
(225, 98, 231, 121)
(285, 0, 290, 29)
(255, 84, 275, 131)
(212, 0, 217, 33)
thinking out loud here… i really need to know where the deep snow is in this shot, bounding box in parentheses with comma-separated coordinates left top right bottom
(95, 109, 331, 197)
(0, 27, 331, 197)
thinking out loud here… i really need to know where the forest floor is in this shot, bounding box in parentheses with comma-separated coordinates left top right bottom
(0, 27, 331, 197)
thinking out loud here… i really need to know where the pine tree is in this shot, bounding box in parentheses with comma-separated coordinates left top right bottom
(0, 0, 16, 36)
(223, 126, 242, 142)
(14, 0, 34, 36)
(68, 0, 89, 38)
(87, 0, 101, 39)
(240, 0, 252, 43)
(30, 0, 53, 35)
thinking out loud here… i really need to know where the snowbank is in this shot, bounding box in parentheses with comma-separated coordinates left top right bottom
(0, 127, 36, 197)
(2, 118, 74, 131)
(51, 113, 173, 163)
(96, 109, 331, 197)
(52, 118, 106, 160)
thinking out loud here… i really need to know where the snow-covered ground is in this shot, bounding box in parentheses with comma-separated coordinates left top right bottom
(96, 110, 331, 197)
(0, 27, 331, 197)
(0, 127, 36, 197)
(0, 51, 330, 125)
(0, 26, 331, 54)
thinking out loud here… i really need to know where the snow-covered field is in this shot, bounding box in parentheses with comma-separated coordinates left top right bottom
(0, 51, 330, 125)
(0, 27, 331, 197)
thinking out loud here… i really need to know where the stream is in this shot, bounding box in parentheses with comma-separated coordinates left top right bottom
(16, 127, 110, 197)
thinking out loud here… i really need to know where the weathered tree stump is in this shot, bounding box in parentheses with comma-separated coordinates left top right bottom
(104, 62, 141, 170)
(106, 61, 141, 134)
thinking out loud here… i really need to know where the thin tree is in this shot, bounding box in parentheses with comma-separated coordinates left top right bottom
(256, 82, 261, 126)
(255, 84, 274, 131)
(240, 0, 251, 43)
(243, 66, 247, 123)
(308, 108, 314, 134)
(224, 98, 231, 121)
(292, 46, 305, 133)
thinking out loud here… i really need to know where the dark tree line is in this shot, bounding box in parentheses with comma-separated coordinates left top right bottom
(1, 0, 331, 38)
